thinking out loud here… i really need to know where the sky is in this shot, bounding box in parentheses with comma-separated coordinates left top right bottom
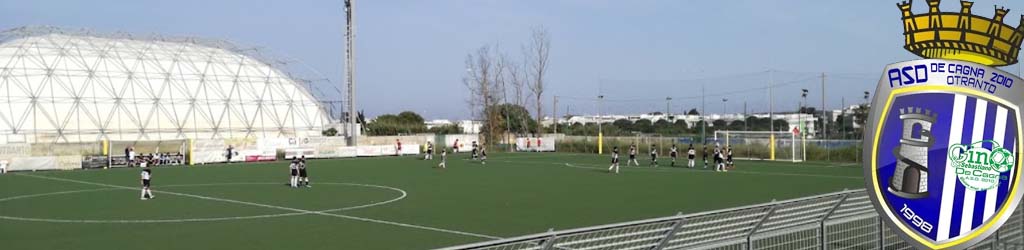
(2, 0, 1022, 120)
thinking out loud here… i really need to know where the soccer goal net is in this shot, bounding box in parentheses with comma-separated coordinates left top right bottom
(714, 131, 805, 162)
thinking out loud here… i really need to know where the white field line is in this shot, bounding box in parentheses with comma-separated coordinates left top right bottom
(559, 162, 860, 179)
(15, 174, 500, 240)
(489, 159, 860, 179)
(0, 182, 408, 223)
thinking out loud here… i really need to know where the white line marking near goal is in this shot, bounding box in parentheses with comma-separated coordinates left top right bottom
(560, 163, 860, 179)
(0, 182, 407, 223)
(15, 174, 500, 240)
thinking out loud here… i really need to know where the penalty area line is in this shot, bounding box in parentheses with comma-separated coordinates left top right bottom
(15, 173, 501, 240)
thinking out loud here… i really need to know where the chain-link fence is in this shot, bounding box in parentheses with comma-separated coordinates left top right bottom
(437, 189, 1024, 250)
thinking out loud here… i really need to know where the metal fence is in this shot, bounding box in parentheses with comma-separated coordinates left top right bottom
(437, 189, 1024, 250)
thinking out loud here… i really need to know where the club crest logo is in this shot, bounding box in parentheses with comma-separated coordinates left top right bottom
(865, 1, 1024, 249)
(949, 140, 1014, 191)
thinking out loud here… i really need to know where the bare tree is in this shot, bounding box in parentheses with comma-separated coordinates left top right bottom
(525, 26, 550, 136)
(463, 45, 501, 145)
(506, 56, 526, 108)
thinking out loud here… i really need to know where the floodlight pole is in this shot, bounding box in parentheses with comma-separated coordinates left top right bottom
(598, 95, 605, 154)
(665, 97, 672, 122)
(768, 70, 774, 132)
(722, 98, 728, 114)
(344, 0, 358, 146)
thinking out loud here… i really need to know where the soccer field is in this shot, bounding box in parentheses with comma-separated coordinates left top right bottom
(0, 152, 864, 250)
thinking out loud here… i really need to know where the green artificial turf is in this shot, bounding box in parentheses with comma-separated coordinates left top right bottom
(0, 152, 864, 250)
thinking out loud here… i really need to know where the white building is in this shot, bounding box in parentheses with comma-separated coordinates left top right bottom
(0, 27, 329, 143)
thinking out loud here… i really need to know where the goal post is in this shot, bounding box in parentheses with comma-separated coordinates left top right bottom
(713, 130, 804, 162)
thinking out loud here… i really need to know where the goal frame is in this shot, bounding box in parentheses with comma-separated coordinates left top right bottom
(713, 130, 805, 162)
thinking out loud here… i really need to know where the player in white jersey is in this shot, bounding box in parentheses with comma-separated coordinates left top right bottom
(669, 144, 678, 167)
(608, 146, 620, 174)
(140, 166, 154, 200)
(437, 148, 447, 168)
(128, 147, 137, 167)
(714, 146, 727, 172)
(687, 144, 696, 168)
(288, 157, 299, 188)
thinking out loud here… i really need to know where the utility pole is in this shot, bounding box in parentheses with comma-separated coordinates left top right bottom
(701, 85, 706, 144)
(841, 97, 846, 140)
(553, 95, 558, 134)
(743, 101, 747, 131)
(822, 72, 828, 161)
(343, 0, 357, 146)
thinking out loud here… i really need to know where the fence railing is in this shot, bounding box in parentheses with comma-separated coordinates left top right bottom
(437, 189, 1024, 250)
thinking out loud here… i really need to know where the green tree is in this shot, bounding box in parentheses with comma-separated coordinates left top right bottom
(396, 111, 425, 125)
(633, 119, 654, 133)
(612, 119, 633, 131)
(482, 104, 537, 135)
(365, 111, 428, 135)
(727, 120, 745, 131)
(711, 119, 728, 132)
(428, 124, 463, 134)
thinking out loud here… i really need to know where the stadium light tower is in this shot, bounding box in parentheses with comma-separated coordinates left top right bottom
(768, 70, 774, 132)
(344, 0, 358, 146)
(665, 97, 672, 121)
(721, 98, 728, 114)
(800, 89, 808, 136)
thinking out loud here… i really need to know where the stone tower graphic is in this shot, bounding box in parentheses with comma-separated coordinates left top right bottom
(889, 107, 936, 199)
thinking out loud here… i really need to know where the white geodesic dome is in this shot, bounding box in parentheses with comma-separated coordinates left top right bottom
(0, 27, 330, 143)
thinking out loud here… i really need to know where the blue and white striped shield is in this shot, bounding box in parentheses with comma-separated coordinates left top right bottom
(866, 59, 1024, 249)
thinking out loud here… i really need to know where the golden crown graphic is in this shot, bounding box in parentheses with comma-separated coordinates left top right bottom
(899, 0, 1024, 66)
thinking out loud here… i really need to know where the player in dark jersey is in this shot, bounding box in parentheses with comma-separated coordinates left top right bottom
(649, 144, 658, 167)
(702, 144, 708, 168)
(628, 144, 639, 166)
(480, 146, 487, 165)
(726, 146, 735, 169)
(669, 144, 678, 167)
(608, 146, 620, 173)
(299, 156, 310, 187)
(437, 148, 447, 168)
(471, 141, 479, 160)
(140, 166, 154, 200)
(424, 142, 434, 160)
(395, 139, 402, 156)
